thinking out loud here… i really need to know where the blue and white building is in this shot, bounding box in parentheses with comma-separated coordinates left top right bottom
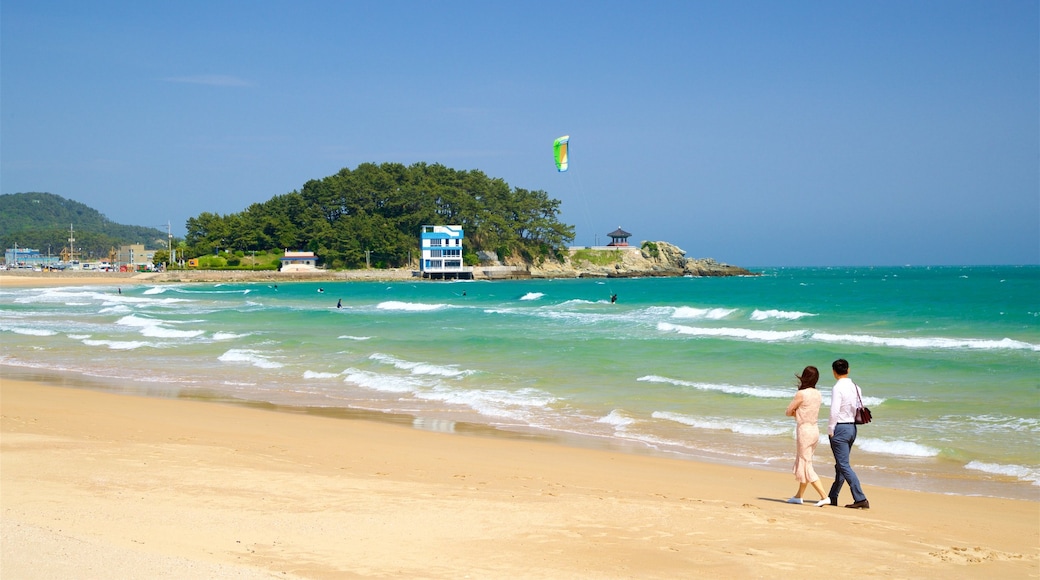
(420, 225, 471, 279)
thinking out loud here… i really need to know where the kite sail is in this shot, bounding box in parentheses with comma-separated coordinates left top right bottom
(553, 135, 569, 172)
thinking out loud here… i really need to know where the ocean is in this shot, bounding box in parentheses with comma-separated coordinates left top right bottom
(2, 266, 1037, 501)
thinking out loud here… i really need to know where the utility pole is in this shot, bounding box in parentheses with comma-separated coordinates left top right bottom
(68, 224, 76, 264)
(167, 221, 174, 269)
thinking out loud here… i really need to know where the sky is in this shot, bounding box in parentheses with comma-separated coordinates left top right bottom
(2, 1, 1037, 267)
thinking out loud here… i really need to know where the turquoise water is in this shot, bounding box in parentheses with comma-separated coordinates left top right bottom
(2, 266, 1037, 500)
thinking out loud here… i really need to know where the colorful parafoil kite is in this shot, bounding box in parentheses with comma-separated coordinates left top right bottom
(553, 135, 569, 172)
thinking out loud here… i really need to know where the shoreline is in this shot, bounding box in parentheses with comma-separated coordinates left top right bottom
(3, 272, 1037, 504)
(2, 377, 1037, 578)
(4, 363, 1035, 503)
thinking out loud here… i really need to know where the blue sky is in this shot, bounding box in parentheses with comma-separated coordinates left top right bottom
(3, 1, 1037, 266)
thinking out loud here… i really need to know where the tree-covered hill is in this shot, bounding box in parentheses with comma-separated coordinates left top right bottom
(0, 192, 169, 259)
(184, 163, 576, 269)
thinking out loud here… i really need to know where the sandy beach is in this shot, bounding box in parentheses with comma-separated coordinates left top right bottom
(1, 377, 1037, 579)
(2, 272, 1038, 578)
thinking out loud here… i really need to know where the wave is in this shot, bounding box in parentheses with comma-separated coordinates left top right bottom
(750, 309, 815, 321)
(376, 301, 448, 312)
(414, 386, 555, 420)
(1, 325, 58, 337)
(854, 437, 940, 457)
(960, 414, 1040, 434)
(657, 322, 807, 342)
(218, 348, 283, 369)
(303, 370, 342, 380)
(82, 338, 150, 350)
(520, 292, 544, 301)
(653, 411, 790, 436)
(343, 367, 428, 394)
(558, 298, 599, 306)
(337, 335, 372, 341)
(657, 322, 1039, 352)
(598, 409, 637, 429)
(671, 306, 737, 320)
(965, 461, 1040, 486)
(813, 332, 1039, 351)
(212, 332, 249, 341)
(638, 375, 793, 399)
(370, 353, 475, 377)
(116, 314, 205, 339)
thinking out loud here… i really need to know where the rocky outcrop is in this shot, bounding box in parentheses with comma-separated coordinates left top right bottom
(524, 242, 757, 278)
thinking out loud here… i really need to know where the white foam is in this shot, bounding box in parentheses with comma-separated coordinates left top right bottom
(559, 298, 597, 306)
(416, 386, 554, 420)
(213, 332, 249, 341)
(337, 335, 372, 341)
(657, 320, 1039, 352)
(638, 375, 793, 399)
(116, 314, 204, 338)
(855, 437, 940, 457)
(813, 332, 1039, 351)
(342, 368, 423, 393)
(376, 301, 447, 312)
(962, 414, 1040, 434)
(653, 411, 790, 436)
(598, 409, 637, 429)
(218, 348, 283, 369)
(141, 326, 205, 339)
(82, 339, 149, 350)
(370, 353, 475, 377)
(671, 307, 737, 320)
(143, 286, 166, 295)
(657, 322, 807, 342)
(520, 292, 544, 301)
(965, 461, 1040, 485)
(750, 309, 815, 321)
(303, 370, 341, 379)
(2, 326, 58, 337)
(116, 314, 158, 328)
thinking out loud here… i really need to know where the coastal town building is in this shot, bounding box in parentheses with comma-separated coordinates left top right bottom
(279, 251, 319, 272)
(2, 247, 61, 269)
(419, 225, 472, 280)
(116, 244, 156, 271)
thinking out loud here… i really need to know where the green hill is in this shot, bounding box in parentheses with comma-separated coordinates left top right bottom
(0, 192, 169, 259)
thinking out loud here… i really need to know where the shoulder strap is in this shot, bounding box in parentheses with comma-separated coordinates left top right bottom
(854, 382, 863, 408)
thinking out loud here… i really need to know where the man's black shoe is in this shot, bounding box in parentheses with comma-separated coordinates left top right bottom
(845, 500, 870, 509)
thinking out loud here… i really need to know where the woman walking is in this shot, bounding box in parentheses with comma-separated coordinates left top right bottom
(785, 366, 829, 506)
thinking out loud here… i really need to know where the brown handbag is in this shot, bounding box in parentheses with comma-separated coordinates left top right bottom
(854, 382, 872, 425)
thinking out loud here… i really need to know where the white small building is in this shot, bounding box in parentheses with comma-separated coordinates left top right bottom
(420, 225, 472, 280)
(280, 251, 319, 272)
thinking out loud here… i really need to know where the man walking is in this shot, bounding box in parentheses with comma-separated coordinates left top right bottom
(819, 358, 870, 509)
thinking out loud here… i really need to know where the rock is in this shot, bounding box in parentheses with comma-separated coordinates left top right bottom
(527, 241, 758, 278)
